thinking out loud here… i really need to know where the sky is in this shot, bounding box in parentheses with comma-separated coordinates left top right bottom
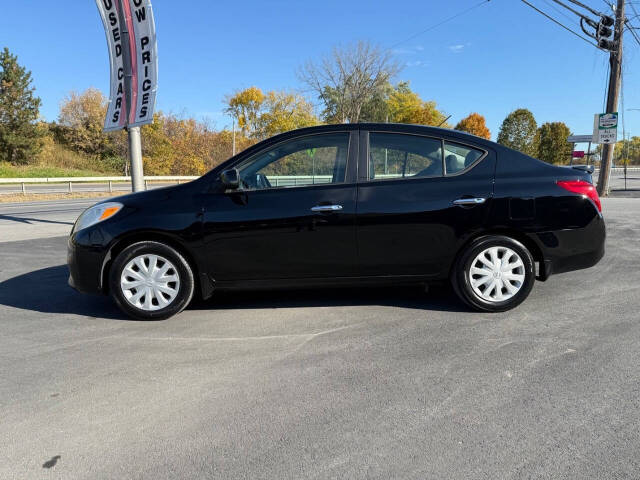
(1, 0, 639, 142)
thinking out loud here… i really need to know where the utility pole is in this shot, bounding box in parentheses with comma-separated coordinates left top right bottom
(624, 133, 629, 190)
(597, 0, 625, 197)
(232, 116, 236, 156)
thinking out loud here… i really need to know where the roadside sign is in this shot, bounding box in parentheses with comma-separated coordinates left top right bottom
(567, 135, 594, 143)
(598, 113, 618, 128)
(593, 112, 618, 144)
(96, 0, 126, 131)
(124, 0, 158, 128)
(572, 151, 585, 158)
(96, 0, 158, 132)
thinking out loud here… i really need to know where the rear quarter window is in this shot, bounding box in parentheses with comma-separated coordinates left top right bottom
(444, 142, 485, 175)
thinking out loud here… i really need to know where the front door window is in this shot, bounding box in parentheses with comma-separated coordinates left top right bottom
(237, 133, 350, 190)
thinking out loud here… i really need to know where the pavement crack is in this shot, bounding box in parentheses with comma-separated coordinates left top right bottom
(128, 323, 362, 343)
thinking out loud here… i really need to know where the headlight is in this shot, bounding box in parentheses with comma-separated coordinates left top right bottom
(73, 202, 123, 233)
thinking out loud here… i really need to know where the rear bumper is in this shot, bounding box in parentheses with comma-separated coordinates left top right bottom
(534, 214, 606, 279)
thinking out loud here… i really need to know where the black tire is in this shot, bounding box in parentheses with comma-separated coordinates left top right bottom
(109, 241, 195, 320)
(452, 235, 535, 312)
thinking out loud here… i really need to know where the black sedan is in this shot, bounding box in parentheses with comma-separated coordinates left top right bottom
(68, 124, 605, 320)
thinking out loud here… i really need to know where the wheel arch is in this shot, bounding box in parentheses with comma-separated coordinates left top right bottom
(101, 231, 211, 298)
(450, 228, 547, 280)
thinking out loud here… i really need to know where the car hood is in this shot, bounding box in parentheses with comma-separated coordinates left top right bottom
(100, 180, 198, 207)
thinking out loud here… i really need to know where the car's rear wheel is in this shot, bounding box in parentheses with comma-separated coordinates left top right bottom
(452, 235, 535, 312)
(109, 241, 194, 320)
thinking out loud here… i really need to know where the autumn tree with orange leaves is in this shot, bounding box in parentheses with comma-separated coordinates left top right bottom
(454, 113, 491, 139)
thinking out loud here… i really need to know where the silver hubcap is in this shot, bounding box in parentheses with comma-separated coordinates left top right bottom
(468, 246, 525, 303)
(120, 254, 180, 311)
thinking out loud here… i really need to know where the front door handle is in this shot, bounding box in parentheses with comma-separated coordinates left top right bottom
(453, 197, 486, 206)
(311, 204, 343, 212)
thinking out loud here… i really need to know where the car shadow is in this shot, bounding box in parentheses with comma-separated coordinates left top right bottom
(0, 265, 468, 319)
(193, 284, 468, 313)
(0, 265, 127, 320)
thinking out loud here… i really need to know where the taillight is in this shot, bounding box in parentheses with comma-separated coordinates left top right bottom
(557, 180, 602, 213)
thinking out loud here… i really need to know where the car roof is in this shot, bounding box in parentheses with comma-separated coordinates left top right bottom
(272, 123, 498, 149)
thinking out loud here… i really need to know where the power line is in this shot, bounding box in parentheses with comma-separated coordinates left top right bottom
(550, 0, 596, 19)
(520, 0, 602, 47)
(564, 0, 608, 16)
(389, 0, 491, 49)
(626, 19, 640, 45)
(601, 0, 614, 10)
(625, 2, 640, 47)
(629, 1, 640, 23)
(542, 0, 583, 24)
(628, 1, 640, 33)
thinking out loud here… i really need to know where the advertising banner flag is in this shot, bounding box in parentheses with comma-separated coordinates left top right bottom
(96, 0, 157, 132)
(122, 0, 158, 128)
(96, 0, 127, 131)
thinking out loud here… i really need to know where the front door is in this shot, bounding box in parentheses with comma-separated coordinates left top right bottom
(356, 130, 496, 278)
(200, 131, 358, 282)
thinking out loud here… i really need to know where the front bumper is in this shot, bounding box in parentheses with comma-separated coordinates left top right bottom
(67, 228, 109, 295)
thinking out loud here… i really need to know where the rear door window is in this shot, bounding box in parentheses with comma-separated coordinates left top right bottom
(368, 133, 443, 180)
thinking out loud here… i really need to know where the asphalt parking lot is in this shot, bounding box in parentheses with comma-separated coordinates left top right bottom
(1, 197, 639, 479)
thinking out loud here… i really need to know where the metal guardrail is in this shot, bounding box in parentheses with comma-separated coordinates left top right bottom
(594, 167, 640, 174)
(0, 175, 337, 194)
(0, 175, 199, 184)
(0, 175, 199, 194)
(269, 175, 332, 186)
(1, 167, 640, 195)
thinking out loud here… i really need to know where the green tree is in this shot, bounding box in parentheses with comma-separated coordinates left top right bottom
(0, 47, 44, 164)
(358, 82, 394, 122)
(497, 108, 538, 156)
(536, 122, 572, 164)
(455, 112, 491, 139)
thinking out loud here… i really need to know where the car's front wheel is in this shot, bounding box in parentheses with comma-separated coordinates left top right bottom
(109, 241, 195, 320)
(452, 235, 535, 312)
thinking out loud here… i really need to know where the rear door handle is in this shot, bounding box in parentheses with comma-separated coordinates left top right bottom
(453, 197, 486, 206)
(311, 204, 343, 212)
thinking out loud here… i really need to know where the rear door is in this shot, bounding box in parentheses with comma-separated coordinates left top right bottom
(200, 130, 359, 282)
(356, 130, 496, 278)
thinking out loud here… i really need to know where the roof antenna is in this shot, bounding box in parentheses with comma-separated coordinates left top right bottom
(437, 115, 452, 127)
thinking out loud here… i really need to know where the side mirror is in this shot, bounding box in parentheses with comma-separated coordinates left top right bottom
(220, 168, 240, 190)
